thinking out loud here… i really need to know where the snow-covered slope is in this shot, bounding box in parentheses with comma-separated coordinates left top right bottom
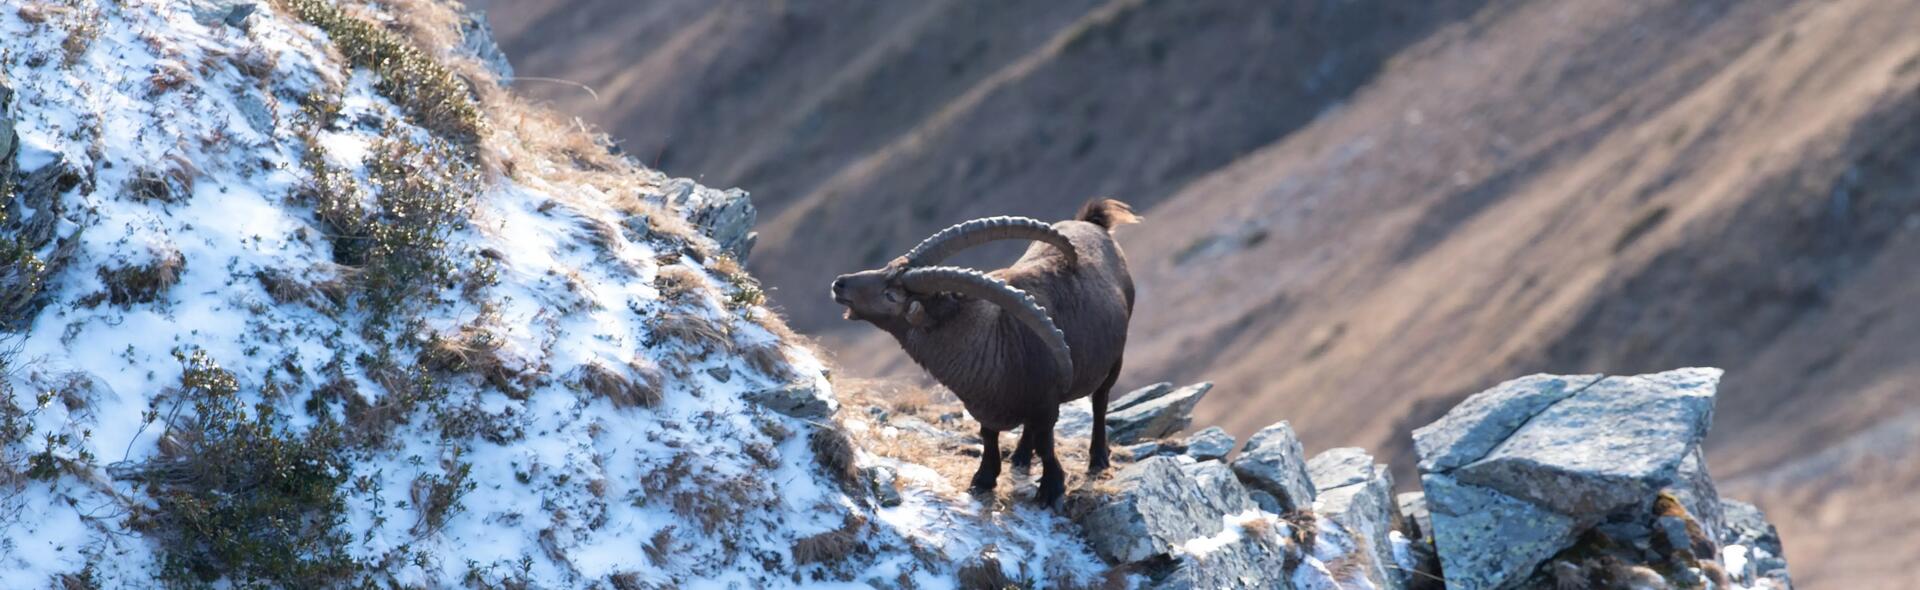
(0, 1, 1107, 587)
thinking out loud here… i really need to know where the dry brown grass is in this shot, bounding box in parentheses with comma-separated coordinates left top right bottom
(146, 61, 194, 97)
(93, 246, 186, 306)
(571, 361, 662, 409)
(653, 266, 708, 305)
(645, 310, 731, 355)
(792, 514, 868, 566)
(254, 268, 314, 305)
(809, 424, 860, 493)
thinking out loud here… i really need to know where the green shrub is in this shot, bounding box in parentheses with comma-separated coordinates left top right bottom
(275, 0, 486, 150)
(135, 350, 358, 587)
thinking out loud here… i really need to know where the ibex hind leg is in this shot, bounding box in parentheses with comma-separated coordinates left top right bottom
(1088, 359, 1122, 476)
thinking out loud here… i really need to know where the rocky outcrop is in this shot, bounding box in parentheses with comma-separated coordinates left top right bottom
(1308, 448, 1404, 590)
(1411, 368, 1788, 590)
(459, 10, 516, 83)
(651, 178, 758, 262)
(1231, 421, 1316, 513)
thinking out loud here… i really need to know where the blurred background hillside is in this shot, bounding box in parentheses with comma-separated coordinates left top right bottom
(472, 1, 1920, 587)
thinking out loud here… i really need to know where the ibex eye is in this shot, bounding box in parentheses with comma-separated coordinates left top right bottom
(884, 290, 902, 303)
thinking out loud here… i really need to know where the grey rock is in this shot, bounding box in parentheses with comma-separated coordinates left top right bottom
(1413, 368, 1727, 590)
(1112, 382, 1174, 412)
(1180, 460, 1256, 518)
(459, 10, 516, 83)
(742, 381, 835, 419)
(1721, 499, 1793, 588)
(1309, 448, 1404, 590)
(1182, 426, 1235, 461)
(1396, 492, 1430, 541)
(1057, 397, 1094, 439)
(1248, 490, 1284, 515)
(864, 465, 901, 508)
(1421, 473, 1578, 590)
(189, 0, 254, 28)
(230, 86, 277, 137)
(1449, 369, 1719, 517)
(1230, 421, 1316, 512)
(656, 178, 758, 262)
(1306, 447, 1374, 490)
(1077, 456, 1243, 563)
(1670, 445, 1725, 549)
(1124, 440, 1171, 461)
(1109, 382, 1212, 444)
(1412, 373, 1604, 472)
(1151, 528, 1298, 590)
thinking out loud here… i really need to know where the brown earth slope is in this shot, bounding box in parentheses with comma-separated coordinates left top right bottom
(480, 0, 1920, 586)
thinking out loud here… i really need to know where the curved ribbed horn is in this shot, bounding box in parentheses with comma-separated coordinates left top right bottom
(901, 216, 1077, 268)
(898, 267, 1075, 392)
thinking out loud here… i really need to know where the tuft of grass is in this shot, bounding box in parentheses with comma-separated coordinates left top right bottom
(130, 350, 359, 587)
(146, 60, 194, 97)
(792, 514, 868, 566)
(809, 424, 861, 493)
(275, 0, 487, 150)
(92, 246, 185, 306)
(572, 361, 663, 408)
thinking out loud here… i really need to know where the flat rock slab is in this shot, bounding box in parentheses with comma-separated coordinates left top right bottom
(1109, 382, 1212, 444)
(742, 381, 836, 419)
(1413, 373, 1603, 473)
(1449, 369, 1719, 517)
(1111, 382, 1175, 412)
(1230, 421, 1316, 513)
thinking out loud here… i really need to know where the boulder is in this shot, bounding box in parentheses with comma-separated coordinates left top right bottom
(1230, 421, 1315, 512)
(1308, 448, 1404, 590)
(1111, 382, 1175, 412)
(1057, 397, 1095, 438)
(743, 381, 836, 419)
(1108, 382, 1212, 444)
(1182, 426, 1235, 461)
(656, 178, 758, 262)
(1412, 368, 1726, 590)
(1076, 456, 1249, 564)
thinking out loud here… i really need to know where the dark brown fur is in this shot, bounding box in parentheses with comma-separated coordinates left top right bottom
(833, 199, 1138, 506)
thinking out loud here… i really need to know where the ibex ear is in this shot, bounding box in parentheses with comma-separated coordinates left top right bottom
(905, 299, 931, 327)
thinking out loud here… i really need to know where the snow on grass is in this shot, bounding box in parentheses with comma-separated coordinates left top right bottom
(0, 1, 1110, 588)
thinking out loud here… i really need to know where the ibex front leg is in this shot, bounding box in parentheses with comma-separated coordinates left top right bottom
(969, 426, 1002, 495)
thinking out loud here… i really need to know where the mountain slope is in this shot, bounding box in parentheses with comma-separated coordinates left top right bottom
(0, 2, 1111, 587)
(484, 0, 1920, 587)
